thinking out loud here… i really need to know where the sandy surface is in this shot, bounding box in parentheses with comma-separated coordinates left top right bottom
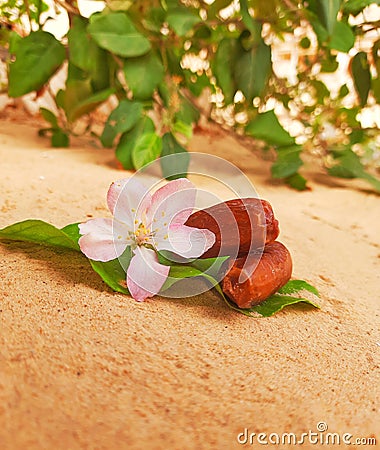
(0, 117, 379, 450)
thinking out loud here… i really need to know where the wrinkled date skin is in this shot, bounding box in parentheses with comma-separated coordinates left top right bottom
(186, 198, 292, 308)
(222, 242, 293, 308)
(185, 198, 279, 259)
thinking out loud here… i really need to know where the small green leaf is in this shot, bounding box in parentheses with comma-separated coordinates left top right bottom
(285, 173, 308, 191)
(132, 133, 162, 169)
(351, 52, 371, 106)
(338, 84, 349, 98)
(51, 129, 70, 148)
(328, 21, 355, 53)
(123, 51, 164, 100)
(271, 145, 303, 179)
(161, 132, 190, 180)
(115, 116, 155, 169)
(8, 30, 65, 97)
(246, 110, 295, 147)
(167, 9, 201, 36)
(0, 220, 80, 251)
(88, 12, 151, 57)
(40, 107, 58, 128)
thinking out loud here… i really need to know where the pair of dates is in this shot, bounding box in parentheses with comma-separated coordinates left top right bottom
(185, 199, 292, 309)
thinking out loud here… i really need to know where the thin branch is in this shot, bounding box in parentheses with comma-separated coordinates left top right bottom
(54, 0, 80, 15)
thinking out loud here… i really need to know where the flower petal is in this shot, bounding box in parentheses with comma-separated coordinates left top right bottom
(107, 178, 152, 227)
(146, 178, 197, 246)
(127, 246, 170, 301)
(78, 218, 130, 262)
(156, 224, 215, 259)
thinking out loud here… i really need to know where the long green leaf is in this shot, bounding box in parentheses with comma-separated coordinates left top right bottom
(0, 220, 80, 251)
(351, 52, 371, 106)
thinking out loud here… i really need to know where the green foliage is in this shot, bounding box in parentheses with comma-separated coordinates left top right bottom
(3, 0, 380, 192)
(0, 220, 320, 316)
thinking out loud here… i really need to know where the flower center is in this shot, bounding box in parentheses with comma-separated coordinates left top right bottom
(134, 223, 151, 245)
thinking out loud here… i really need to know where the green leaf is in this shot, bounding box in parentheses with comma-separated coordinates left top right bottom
(161, 132, 190, 180)
(66, 87, 115, 122)
(240, 0, 260, 36)
(115, 116, 155, 169)
(89, 247, 132, 295)
(225, 278, 320, 317)
(372, 77, 380, 104)
(320, 54, 339, 72)
(271, 145, 303, 179)
(88, 12, 151, 57)
(320, 0, 341, 34)
(342, 0, 375, 16)
(248, 294, 320, 317)
(61, 222, 81, 244)
(328, 148, 380, 192)
(132, 133, 163, 169)
(246, 110, 295, 147)
(68, 15, 111, 91)
(351, 52, 371, 106)
(328, 21, 355, 53)
(108, 100, 143, 134)
(285, 173, 308, 191)
(40, 107, 58, 128)
(338, 84, 349, 98)
(123, 51, 164, 99)
(234, 37, 272, 102)
(51, 129, 70, 148)
(101, 100, 143, 147)
(167, 8, 201, 36)
(0, 220, 80, 251)
(171, 120, 193, 140)
(213, 38, 238, 104)
(8, 30, 65, 97)
(278, 279, 320, 297)
(190, 256, 229, 279)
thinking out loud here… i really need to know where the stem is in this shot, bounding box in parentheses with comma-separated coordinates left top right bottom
(24, 0, 33, 32)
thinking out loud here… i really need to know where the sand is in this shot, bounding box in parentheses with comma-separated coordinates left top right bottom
(0, 115, 379, 450)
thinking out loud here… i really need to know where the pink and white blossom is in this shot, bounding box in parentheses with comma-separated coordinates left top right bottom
(78, 178, 215, 301)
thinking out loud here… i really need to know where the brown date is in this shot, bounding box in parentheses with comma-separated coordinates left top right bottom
(222, 241, 292, 308)
(185, 198, 279, 259)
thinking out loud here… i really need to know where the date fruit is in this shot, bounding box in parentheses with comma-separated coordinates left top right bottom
(185, 198, 279, 259)
(222, 241, 292, 308)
